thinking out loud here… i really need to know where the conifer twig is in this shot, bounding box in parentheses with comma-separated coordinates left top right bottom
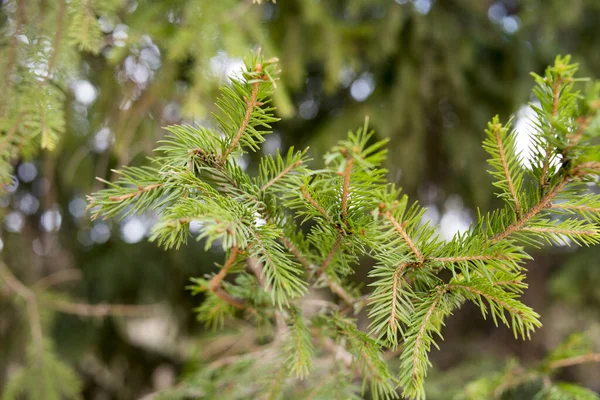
(411, 294, 441, 382)
(540, 80, 562, 186)
(221, 67, 261, 162)
(318, 232, 342, 274)
(280, 234, 354, 306)
(0, 113, 24, 154)
(209, 247, 239, 292)
(261, 160, 303, 191)
(388, 263, 407, 330)
(108, 183, 163, 201)
(382, 211, 424, 263)
(493, 122, 521, 216)
(340, 154, 353, 224)
(280, 236, 311, 270)
(522, 226, 598, 236)
(430, 254, 506, 263)
(301, 185, 334, 224)
(492, 178, 569, 243)
(207, 247, 247, 310)
(550, 203, 600, 213)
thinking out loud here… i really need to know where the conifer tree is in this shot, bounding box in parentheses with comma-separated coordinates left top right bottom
(86, 53, 600, 399)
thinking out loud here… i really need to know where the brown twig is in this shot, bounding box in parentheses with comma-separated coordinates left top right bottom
(548, 353, 600, 369)
(0, 262, 44, 349)
(48, 299, 159, 317)
(209, 247, 239, 292)
(205, 247, 247, 310)
(34, 269, 83, 290)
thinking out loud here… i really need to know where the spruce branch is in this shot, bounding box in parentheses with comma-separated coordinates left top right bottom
(301, 184, 335, 224)
(340, 153, 353, 224)
(221, 79, 260, 162)
(86, 54, 600, 400)
(262, 159, 303, 191)
(209, 246, 240, 292)
(381, 208, 424, 263)
(491, 178, 568, 243)
(108, 183, 164, 202)
(318, 231, 343, 274)
(483, 116, 524, 216)
(447, 278, 541, 340)
(539, 79, 562, 187)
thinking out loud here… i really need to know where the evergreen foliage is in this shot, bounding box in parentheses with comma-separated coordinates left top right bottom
(87, 53, 600, 399)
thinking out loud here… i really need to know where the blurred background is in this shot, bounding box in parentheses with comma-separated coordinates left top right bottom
(1, 0, 599, 398)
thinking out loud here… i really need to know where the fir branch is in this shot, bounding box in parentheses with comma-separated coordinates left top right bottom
(301, 185, 335, 224)
(341, 155, 353, 224)
(221, 79, 260, 162)
(319, 232, 342, 274)
(491, 178, 568, 243)
(382, 210, 424, 263)
(447, 278, 541, 340)
(108, 183, 163, 202)
(285, 307, 314, 379)
(483, 117, 523, 216)
(398, 287, 459, 400)
(540, 79, 562, 186)
(206, 247, 247, 310)
(261, 159, 303, 191)
(212, 287, 246, 310)
(430, 255, 505, 263)
(551, 203, 600, 213)
(522, 226, 598, 237)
